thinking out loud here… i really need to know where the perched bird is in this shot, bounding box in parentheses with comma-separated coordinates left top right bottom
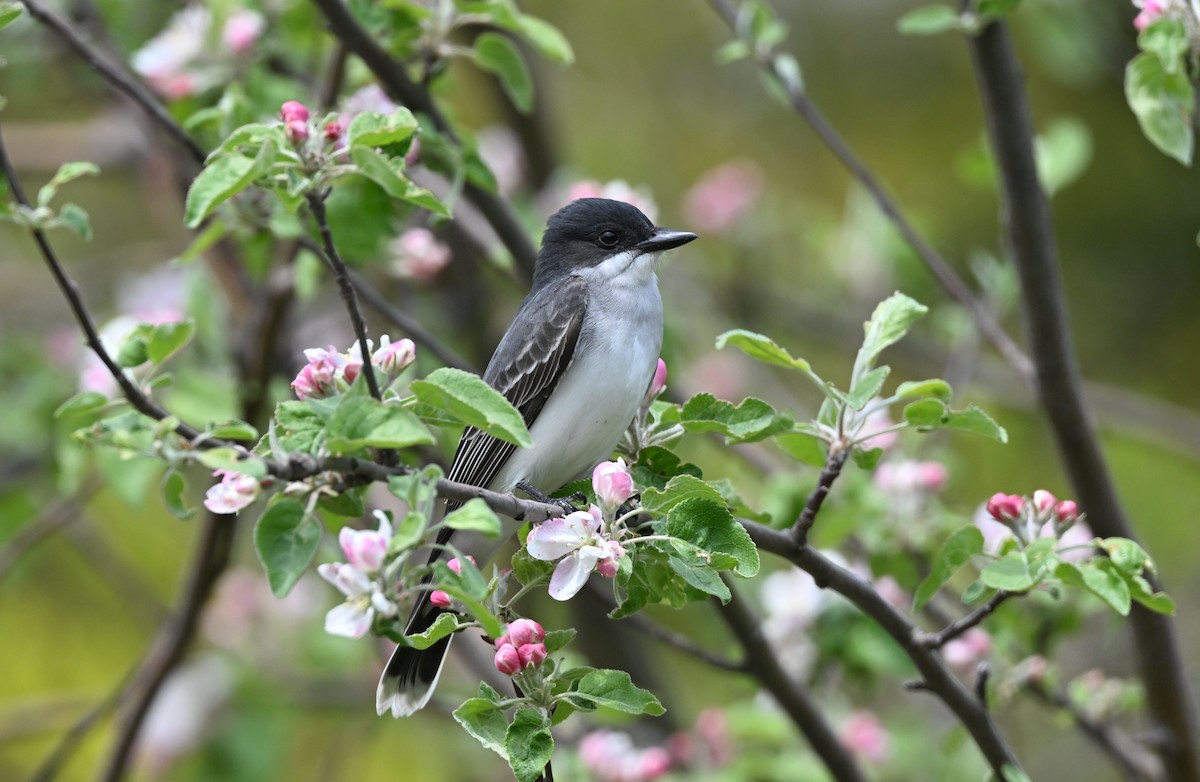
(377, 198, 697, 717)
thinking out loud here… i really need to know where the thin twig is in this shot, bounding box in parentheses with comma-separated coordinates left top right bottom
(742, 520, 1023, 776)
(0, 124, 206, 443)
(308, 0, 538, 279)
(715, 580, 870, 782)
(705, 0, 1034, 385)
(0, 477, 99, 583)
(962, 14, 1199, 782)
(21, 0, 206, 165)
(29, 665, 138, 782)
(304, 193, 383, 400)
(1024, 679, 1162, 782)
(792, 448, 847, 545)
(917, 591, 1013, 649)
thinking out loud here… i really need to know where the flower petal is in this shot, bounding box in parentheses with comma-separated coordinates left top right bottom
(548, 551, 598, 601)
(324, 601, 372, 638)
(526, 510, 598, 561)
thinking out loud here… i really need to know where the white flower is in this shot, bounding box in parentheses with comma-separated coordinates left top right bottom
(338, 510, 393, 574)
(317, 562, 396, 638)
(526, 505, 625, 601)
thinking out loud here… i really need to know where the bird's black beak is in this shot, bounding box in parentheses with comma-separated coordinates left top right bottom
(638, 228, 698, 253)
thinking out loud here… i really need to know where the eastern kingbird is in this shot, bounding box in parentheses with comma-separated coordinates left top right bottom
(377, 198, 697, 717)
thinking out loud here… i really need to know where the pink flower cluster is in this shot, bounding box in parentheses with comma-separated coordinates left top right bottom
(579, 729, 672, 782)
(977, 489, 1091, 560)
(203, 469, 263, 514)
(986, 489, 1079, 528)
(873, 459, 948, 495)
(291, 335, 416, 400)
(317, 511, 398, 638)
(429, 556, 475, 608)
(493, 618, 548, 675)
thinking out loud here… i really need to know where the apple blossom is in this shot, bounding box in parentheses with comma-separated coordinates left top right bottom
(592, 458, 635, 515)
(1055, 500, 1080, 523)
(496, 617, 546, 649)
(986, 492, 1024, 522)
(291, 346, 346, 400)
(974, 496, 1094, 562)
(579, 730, 673, 782)
(526, 506, 626, 600)
(1032, 489, 1057, 515)
(839, 710, 891, 763)
(372, 335, 417, 376)
(221, 9, 265, 53)
(317, 561, 397, 638)
(338, 510, 392, 574)
(203, 469, 261, 514)
(942, 627, 992, 674)
(1134, 0, 1167, 29)
(517, 643, 548, 668)
(492, 618, 549, 675)
(280, 101, 310, 123)
(683, 160, 764, 234)
(649, 357, 668, 399)
(390, 228, 452, 283)
(429, 556, 475, 609)
(494, 644, 522, 675)
(873, 459, 948, 495)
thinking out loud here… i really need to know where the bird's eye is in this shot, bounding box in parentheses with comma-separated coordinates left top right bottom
(597, 229, 619, 248)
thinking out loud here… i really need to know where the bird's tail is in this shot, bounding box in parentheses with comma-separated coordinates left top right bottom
(376, 596, 453, 717)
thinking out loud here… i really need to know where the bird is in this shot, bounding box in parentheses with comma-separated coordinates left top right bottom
(376, 197, 697, 717)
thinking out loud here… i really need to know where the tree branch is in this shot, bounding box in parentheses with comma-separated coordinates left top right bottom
(962, 15, 1199, 782)
(792, 448, 847, 545)
(715, 580, 870, 782)
(21, 0, 206, 166)
(308, 0, 539, 279)
(742, 519, 1022, 776)
(705, 0, 1034, 384)
(917, 591, 1013, 649)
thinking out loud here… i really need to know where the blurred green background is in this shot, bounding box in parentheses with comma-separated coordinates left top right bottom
(1, 1, 1198, 780)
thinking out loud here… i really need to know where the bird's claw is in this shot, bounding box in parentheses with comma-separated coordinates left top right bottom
(516, 481, 582, 514)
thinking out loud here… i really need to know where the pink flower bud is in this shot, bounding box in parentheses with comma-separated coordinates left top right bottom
(1134, 0, 1166, 30)
(447, 555, 476, 574)
(285, 119, 309, 144)
(280, 101, 310, 123)
(1032, 490, 1057, 515)
(323, 121, 342, 142)
(986, 492, 1023, 522)
(593, 459, 635, 512)
(494, 645, 521, 675)
(649, 358, 668, 398)
(639, 747, 672, 779)
(596, 557, 619, 579)
(429, 590, 452, 608)
(342, 356, 362, 385)
(1055, 500, 1079, 523)
(503, 618, 546, 649)
(222, 9, 265, 54)
(372, 336, 417, 376)
(518, 642, 548, 668)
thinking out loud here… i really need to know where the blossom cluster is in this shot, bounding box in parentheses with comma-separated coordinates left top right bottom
(291, 334, 416, 400)
(492, 618, 548, 675)
(578, 729, 672, 782)
(978, 489, 1091, 561)
(132, 7, 264, 99)
(525, 457, 638, 600)
(429, 556, 474, 609)
(317, 511, 398, 638)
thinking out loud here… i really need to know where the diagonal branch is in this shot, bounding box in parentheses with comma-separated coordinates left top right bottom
(792, 448, 847, 545)
(962, 14, 1199, 782)
(714, 580, 871, 782)
(705, 0, 1034, 384)
(742, 519, 1022, 777)
(917, 591, 1013, 649)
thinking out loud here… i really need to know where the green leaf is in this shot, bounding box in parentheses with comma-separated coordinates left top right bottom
(160, 469, 193, 520)
(453, 697, 509, 759)
(1139, 17, 1189, 71)
(914, 525, 984, 609)
(962, 578, 990, 604)
(678, 394, 793, 444)
(896, 5, 962, 35)
(1097, 537, 1152, 575)
(639, 474, 726, 517)
(895, 378, 952, 401)
(404, 611, 460, 650)
(196, 448, 266, 477)
(1079, 559, 1132, 615)
(347, 108, 418, 148)
(184, 154, 257, 227)
(852, 446, 884, 470)
(0, 1, 24, 31)
(666, 497, 759, 577)
(846, 366, 890, 410)
(55, 391, 110, 418)
(473, 32, 534, 113)
(774, 431, 827, 467)
(1001, 763, 1033, 782)
(543, 628, 576, 654)
(52, 203, 93, 240)
(715, 328, 813, 373)
(442, 498, 503, 537)
(325, 396, 435, 452)
(253, 499, 322, 597)
(207, 419, 259, 441)
(902, 400, 1007, 442)
(146, 320, 195, 364)
(389, 511, 428, 553)
(980, 552, 1037, 592)
(852, 293, 928, 381)
(515, 14, 574, 64)
(1125, 51, 1194, 166)
(37, 161, 99, 208)
(412, 367, 531, 448)
(629, 446, 702, 491)
(1035, 117, 1093, 196)
(567, 669, 665, 715)
(665, 549, 731, 602)
(1126, 574, 1175, 614)
(978, 0, 1021, 21)
(505, 708, 554, 782)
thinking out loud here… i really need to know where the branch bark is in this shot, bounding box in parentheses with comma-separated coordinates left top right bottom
(963, 16, 1199, 782)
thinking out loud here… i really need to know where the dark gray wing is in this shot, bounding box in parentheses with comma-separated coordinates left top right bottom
(444, 275, 589, 504)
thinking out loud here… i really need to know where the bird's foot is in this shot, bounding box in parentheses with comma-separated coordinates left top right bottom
(516, 480, 583, 514)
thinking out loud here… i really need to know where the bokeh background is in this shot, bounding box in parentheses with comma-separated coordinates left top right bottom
(1, 1, 1198, 780)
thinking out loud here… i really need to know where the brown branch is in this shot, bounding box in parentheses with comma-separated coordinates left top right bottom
(792, 448, 847, 545)
(742, 520, 1022, 776)
(308, 0, 538, 280)
(29, 665, 137, 782)
(962, 14, 1199, 782)
(715, 580, 871, 782)
(917, 591, 1013, 649)
(705, 0, 1034, 384)
(304, 193, 383, 400)
(21, 0, 206, 166)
